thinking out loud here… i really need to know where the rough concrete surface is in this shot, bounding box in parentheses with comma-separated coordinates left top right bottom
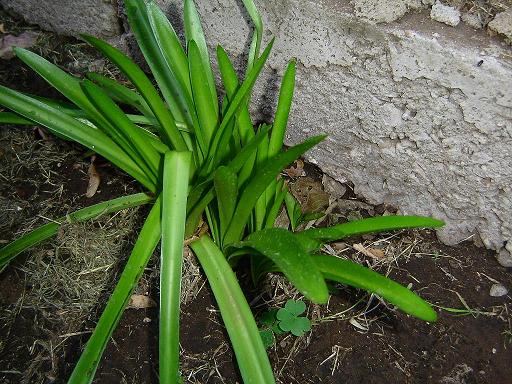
(352, 0, 424, 23)
(0, 0, 120, 38)
(2, 0, 512, 254)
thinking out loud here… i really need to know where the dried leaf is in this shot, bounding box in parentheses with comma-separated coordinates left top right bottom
(284, 159, 305, 178)
(128, 294, 157, 309)
(289, 177, 329, 213)
(86, 160, 100, 198)
(352, 243, 385, 259)
(0, 24, 6, 34)
(0, 31, 39, 59)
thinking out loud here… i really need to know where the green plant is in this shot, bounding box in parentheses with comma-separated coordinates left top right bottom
(0, 0, 444, 383)
(258, 299, 312, 349)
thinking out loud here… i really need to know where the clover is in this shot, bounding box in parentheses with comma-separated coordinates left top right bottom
(276, 300, 311, 337)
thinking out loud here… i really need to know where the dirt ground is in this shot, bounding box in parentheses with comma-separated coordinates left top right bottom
(1, 8, 511, 384)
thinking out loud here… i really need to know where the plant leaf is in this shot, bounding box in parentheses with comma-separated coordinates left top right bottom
(13, 48, 100, 120)
(81, 79, 161, 182)
(230, 228, 329, 304)
(205, 39, 274, 173)
(299, 215, 445, 251)
(0, 85, 155, 191)
(263, 179, 287, 229)
(183, 0, 218, 117)
(285, 191, 302, 231)
(268, 60, 296, 158)
(81, 34, 187, 152)
(216, 45, 256, 186)
(190, 236, 275, 384)
(188, 39, 217, 147)
(86, 72, 154, 118)
(314, 254, 438, 322)
(146, 1, 191, 99)
(282, 299, 306, 317)
(213, 166, 238, 240)
(68, 198, 162, 383)
(279, 316, 311, 337)
(160, 151, 192, 383)
(240, 0, 263, 71)
(124, 0, 191, 126)
(259, 329, 275, 349)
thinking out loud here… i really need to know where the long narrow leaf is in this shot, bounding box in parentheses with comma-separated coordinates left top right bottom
(146, 2, 191, 99)
(68, 198, 162, 383)
(189, 40, 218, 147)
(268, 60, 296, 157)
(125, 0, 191, 126)
(190, 236, 275, 384)
(205, 39, 274, 172)
(0, 193, 153, 268)
(254, 128, 269, 231)
(300, 216, 445, 247)
(0, 86, 155, 191)
(81, 34, 187, 152)
(213, 166, 238, 240)
(216, 45, 254, 145)
(314, 254, 437, 322)
(0, 112, 33, 125)
(87, 72, 154, 118)
(231, 228, 329, 304)
(81, 79, 161, 181)
(183, 0, 218, 117)
(160, 151, 191, 382)
(216, 45, 256, 186)
(13, 48, 100, 120)
(223, 135, 326, 245)
(240, 0, 263, 71)
(264, 179, 287, 229)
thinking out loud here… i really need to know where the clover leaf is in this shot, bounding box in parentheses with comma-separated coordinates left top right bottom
(276, 300, 311, 336)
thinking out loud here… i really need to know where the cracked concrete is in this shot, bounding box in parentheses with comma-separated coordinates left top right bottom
(2, 0, 512, 254)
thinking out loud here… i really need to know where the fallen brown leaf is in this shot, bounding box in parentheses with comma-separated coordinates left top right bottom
(86, 159, 100, 198)
(0, 24, 6, 34)
(290, 176, 329, 213)
(353, 243, 386, 259)
(284, 159, 305, 178)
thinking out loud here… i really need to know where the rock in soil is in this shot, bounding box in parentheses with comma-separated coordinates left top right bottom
(488, 9, 512, 41)
(440, 363, 474, 384)
(489, 283, 508, 297)
(497, 248, 512, 268)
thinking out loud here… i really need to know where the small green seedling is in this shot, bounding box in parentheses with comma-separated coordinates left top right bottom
(259, 299, 311, 348)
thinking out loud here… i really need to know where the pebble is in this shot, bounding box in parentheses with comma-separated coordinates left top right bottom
(489, 283, 508, 297)
(488, 10, 512, 40)
(461, 12, 483, 29)
(497, 248, 512, 268)
(430, 1, 461, 27)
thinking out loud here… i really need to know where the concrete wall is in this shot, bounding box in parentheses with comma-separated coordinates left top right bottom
(2, 0, 512, 257)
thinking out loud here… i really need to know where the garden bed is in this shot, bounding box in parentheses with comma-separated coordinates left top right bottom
(0, 12, 511, 384)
